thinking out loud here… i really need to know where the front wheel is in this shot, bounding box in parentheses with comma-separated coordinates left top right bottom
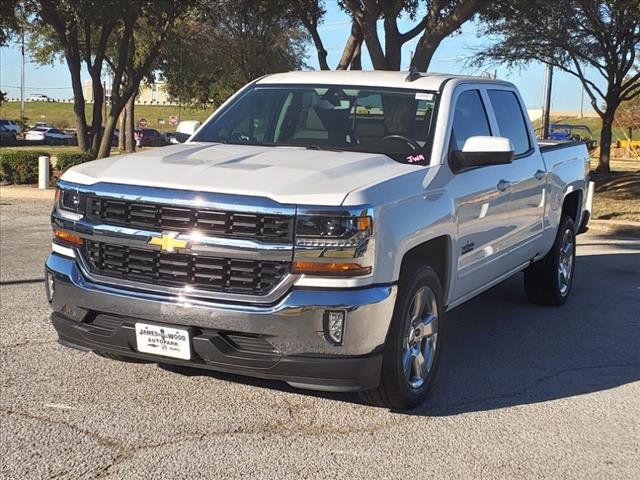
(359, 265, 444, 410)
(524, 215, 576, 306)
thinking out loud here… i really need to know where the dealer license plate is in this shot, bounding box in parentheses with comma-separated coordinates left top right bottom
(135, 323, 191, 360)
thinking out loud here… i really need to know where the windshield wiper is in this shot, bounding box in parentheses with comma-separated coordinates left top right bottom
(302, 143, 343, 152)
(262, 142, 343, 152)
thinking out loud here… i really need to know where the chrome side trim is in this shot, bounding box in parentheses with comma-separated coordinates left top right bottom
(73, 246, 300, 305)
(58, 180, 297, 216)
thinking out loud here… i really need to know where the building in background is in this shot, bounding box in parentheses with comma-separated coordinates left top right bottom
(82, 79, 174, 104)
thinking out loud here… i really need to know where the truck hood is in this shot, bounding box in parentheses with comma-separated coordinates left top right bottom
(61, 142, 418, 205)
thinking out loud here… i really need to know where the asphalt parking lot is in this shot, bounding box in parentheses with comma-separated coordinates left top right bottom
(1, 195, 639, 480)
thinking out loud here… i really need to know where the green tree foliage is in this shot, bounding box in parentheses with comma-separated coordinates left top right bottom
(25, 0, 193, 158)
(475, 0, 640, 174)
(160, 0, 309, 106)
(0, 0, 20, 46)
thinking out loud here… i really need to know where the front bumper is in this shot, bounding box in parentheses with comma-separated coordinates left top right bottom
(45, 253, 397, 391)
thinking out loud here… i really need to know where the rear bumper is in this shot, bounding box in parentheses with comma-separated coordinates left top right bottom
(46, 253, 397, 391)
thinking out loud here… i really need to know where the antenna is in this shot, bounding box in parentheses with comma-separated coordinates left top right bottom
(405, 65, 421, 82)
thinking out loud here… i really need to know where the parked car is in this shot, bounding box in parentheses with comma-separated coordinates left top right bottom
(134, 128, 169, 147)
(0, 119, 21, 135)
(166, 120, 202, 144)
(25, 127, 74, 145)
(28, 93, 52, 102)
(47, 71, 592, 410)
(32, 122, 53, 128)
(0, 125, 17, 145)
(86, 126, 118, 147)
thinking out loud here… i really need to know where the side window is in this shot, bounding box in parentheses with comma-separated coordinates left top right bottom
(450, 90, 491, 151)
(488, 90, 531, 156)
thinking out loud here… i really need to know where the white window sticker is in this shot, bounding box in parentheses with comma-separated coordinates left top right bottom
(415, 92, 434, 101)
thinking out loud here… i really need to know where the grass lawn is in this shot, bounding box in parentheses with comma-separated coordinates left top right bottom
(531, 115, 633, 143)
(0, 101, 212, 132)
(590, 157, 640, 223)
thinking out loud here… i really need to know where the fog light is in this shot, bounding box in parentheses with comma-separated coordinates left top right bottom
(45, 271, 55, 302)
(324, 310, 345, 345)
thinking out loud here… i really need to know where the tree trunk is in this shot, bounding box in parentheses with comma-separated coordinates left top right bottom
(350, 40, 362, 70)
(118, 107, 126, 151)
(411, 37, 441, 72)
(68, 61, 88, 151)
(383, 16, 402, 70)
(597, 110, 615, 174)
(89, 76, 104, 156)
(125, 95, 135, 153)
(309, 28, 329, 70)
(336, 20, 362, 70)
(97, 108, 121, 159)
(360, 15, 388, 70)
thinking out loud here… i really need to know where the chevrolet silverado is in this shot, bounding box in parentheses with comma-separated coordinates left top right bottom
(46, 71, 591, 409)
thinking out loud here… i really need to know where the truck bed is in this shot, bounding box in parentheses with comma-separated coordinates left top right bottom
(538, 140, 585, 153)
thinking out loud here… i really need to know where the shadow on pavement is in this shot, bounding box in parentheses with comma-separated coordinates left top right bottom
(161, 252, 640, 414)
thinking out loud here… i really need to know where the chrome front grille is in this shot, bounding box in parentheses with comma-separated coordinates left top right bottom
(82, 240, 290, 296)
(84, 197, 293, 243)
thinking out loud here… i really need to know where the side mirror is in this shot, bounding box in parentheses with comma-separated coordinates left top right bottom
(176, 120, 201, 136)
(449, 136, 514, 173)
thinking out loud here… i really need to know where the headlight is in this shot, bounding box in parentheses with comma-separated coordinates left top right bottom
(293, 210, 374, 277)
(295, 216, 371, 247)
(54, 187, 83, 220)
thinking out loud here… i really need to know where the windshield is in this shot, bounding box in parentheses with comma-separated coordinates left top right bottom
(192, 85, 438, 164)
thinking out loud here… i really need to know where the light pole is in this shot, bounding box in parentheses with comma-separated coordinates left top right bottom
(20, 31, 25, 120)
(541, 64, 553, 139)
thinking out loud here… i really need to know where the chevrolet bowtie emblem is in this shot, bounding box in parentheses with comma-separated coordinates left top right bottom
(148, 233, 188, 252)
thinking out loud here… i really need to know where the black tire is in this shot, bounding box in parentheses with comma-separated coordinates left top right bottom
(524, 216, 576, 306)
(359, 265, 445, 410)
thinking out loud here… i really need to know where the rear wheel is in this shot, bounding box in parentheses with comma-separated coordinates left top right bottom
(524, 215, 576, 306)
(359, 265, 444, 410)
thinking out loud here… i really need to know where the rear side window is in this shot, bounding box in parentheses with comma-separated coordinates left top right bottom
(488, 90, 531, 156)
(450, 90, 491, 151)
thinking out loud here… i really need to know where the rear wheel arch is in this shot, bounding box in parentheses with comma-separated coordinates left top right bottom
(561, 189, 582, 225)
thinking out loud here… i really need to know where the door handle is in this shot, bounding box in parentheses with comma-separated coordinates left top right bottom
(497, 179, 511, 192)
(534, 169, 546, 181)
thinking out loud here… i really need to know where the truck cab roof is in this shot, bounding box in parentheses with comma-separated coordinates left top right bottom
(256, 70, 514, 92)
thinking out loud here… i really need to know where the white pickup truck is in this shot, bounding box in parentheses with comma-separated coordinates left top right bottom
(46, 71, 591, 409)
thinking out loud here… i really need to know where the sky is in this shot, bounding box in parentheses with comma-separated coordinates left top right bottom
(0, 3, 603, 114)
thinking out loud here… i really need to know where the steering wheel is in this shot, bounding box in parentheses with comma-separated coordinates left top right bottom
(378, 134, 421, 152)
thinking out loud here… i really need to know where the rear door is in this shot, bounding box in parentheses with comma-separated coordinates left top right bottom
(448, 87, 516, 300)
(486, 88, 546, 265)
